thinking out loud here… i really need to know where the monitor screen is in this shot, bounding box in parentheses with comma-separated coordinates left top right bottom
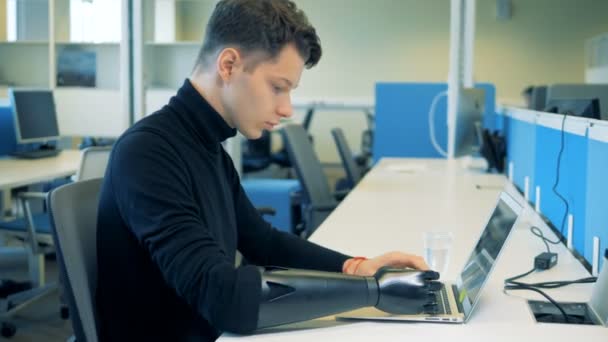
(11, 89, 60, 143)
(456, 192, 522, 316)
(454, 88, 485, 157)
(546, 84, 608, 121)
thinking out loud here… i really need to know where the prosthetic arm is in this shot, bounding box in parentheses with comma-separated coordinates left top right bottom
(257, 266, 442, 329)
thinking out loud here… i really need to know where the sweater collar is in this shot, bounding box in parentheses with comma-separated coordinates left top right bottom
(169, 79, 237, 147)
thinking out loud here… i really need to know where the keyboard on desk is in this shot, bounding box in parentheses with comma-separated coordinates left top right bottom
(434, 285, 452, 315)
(10, 149, 62, 159)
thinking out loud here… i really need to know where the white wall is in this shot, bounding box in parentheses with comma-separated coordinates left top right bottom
(291, 0, 608, 162)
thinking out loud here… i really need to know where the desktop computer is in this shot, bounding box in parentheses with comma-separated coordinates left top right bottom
(8, 89, 62, 159)
(453, 88, 485, 157)
(546, 84, 608, 120)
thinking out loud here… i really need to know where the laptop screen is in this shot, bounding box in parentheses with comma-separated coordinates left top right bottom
(455, 192, 522, 318)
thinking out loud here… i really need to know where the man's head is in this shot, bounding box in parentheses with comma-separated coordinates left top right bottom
(191, 0, 321, 139)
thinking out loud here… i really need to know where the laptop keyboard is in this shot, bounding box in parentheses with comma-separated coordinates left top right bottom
(434, 286, 452, 315)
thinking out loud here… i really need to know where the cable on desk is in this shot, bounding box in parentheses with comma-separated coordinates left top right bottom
(503, 284, 570, 323)
(530, 226, 557, 251)
(552, 114, 569, 239)
(504, 265, 597, 324)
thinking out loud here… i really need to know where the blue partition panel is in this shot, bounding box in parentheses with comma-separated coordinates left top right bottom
(506, 117, 536, 192)
(0, 103, 17, 155)
(534, 121, 588, 256)
(374, 83, 448, 161)
(585, 133, 608, 269)
(241, 179, 301, 234)
(373, 83, 496, 162)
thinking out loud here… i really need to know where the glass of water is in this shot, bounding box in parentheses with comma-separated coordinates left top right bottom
(423, 232, 453, 279)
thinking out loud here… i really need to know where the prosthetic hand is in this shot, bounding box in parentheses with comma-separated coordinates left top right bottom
(257, 266, 441, 329)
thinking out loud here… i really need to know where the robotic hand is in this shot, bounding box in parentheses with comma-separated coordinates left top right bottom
(374, 267, 442, 315)
(256, 266, 441, 329)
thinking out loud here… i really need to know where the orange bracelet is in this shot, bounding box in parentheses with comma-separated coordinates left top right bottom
(343, 256, 368, 274)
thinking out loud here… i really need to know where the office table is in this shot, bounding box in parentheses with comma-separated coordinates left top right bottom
(0, 150, 81, 214)
(221, 158, 608, 341)
(0, 150, 81, 190)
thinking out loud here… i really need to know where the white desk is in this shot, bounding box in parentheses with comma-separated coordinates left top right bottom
(221, 158, 608, 341)
(0, 150, 81, 214)
(0, 150, 81, 190)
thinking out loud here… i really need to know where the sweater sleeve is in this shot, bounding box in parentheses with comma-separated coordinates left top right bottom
(109, 131, 261, 333)
(226, 153, 351, 272)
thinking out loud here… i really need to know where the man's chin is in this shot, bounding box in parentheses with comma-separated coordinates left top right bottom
(240, 129, 264, 140)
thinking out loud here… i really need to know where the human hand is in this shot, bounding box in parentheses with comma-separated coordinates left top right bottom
(343, 251, 429, 277)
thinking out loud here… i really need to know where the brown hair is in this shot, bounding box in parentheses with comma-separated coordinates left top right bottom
(195, 0, 321, 70)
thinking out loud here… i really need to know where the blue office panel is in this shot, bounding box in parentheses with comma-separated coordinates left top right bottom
(534, 120, 588, 257)
(241, 179, 300, 234)
(505, 116, 536, 193)
(585, 132, 608, 270)
(373, 83, 496, 162)
(0, 102, 17, 155)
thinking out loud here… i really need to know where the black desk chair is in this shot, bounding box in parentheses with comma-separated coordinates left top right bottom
(281, 124, 347, 238)
(331, 128, 363, 190)
(242, 108, 316, 174)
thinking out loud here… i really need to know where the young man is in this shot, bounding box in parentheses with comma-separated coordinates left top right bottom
(96, 0, 431, 340)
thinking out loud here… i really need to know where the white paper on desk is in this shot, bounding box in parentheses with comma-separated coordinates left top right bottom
(383, 163, 428, 173)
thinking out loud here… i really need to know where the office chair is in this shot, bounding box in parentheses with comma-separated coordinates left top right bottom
(281, 124, 347, 238)
(331, 128, 363, 190)
(48, 178, 103, 342)
(0, 146, 111, 338)
(242, 108, 316, 175)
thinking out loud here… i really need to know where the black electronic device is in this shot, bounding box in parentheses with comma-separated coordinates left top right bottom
(544, 98, 601, 119)
(9, 89, 62, 158)
(534, 252, 558, 270)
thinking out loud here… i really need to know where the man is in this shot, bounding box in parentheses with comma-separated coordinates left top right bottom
(96, 0, 430, 340)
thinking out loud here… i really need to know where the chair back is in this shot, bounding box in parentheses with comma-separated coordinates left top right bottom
(331, 128, 362, 188)
(48, 178, 103, 342)
(76, 147, 112, 182)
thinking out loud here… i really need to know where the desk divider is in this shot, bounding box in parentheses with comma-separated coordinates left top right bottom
(505, 107, 606, 269)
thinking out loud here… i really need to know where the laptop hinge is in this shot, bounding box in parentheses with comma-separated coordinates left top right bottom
(452, 284, 465, 314)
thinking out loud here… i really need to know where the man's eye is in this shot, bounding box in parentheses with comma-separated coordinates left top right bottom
(272, 85, 283, 93)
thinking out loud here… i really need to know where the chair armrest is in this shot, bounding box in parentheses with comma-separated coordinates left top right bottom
(309, 203, 336, 212)
(17, 192, 48, 200)
(257, 207, 277, 217)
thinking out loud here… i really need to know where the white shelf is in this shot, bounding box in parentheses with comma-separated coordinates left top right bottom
(56, 41, 120, 46)
(54, 88, 127, 137)
(0, 40, 49, 45)
(144, 41, 200, 47)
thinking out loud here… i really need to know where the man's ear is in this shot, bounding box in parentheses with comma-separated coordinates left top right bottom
(217, 48, 241, 82)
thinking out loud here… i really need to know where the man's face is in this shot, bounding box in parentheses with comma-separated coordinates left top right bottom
(222, 44, 304, 139)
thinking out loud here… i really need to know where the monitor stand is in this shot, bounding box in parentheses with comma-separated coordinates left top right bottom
(10, 144, 62, 159)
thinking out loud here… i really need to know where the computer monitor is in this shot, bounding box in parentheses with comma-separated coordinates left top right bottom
(9, 89, 60, 144)
(454, 88, 485, 157)
(530, 86, 547, 111)
(546, 84, 608, 120)
(545, 98, 601, 120)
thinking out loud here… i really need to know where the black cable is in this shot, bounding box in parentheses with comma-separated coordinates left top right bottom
(551, 114, 570, 241)
(507, 276, 597, 289)
(504, 266, 596, 324)
(503, 284, 570, 323)
(530, 226, 552, 252)
(504, 267, 536, 284)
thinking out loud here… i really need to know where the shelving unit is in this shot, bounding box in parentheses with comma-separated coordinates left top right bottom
(141, 0, 214, 115)
(0, 0, 128, 137)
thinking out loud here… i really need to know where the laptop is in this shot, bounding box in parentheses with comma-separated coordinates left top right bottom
(338, 191, 523, 324)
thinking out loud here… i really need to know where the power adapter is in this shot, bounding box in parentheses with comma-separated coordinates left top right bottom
(535, 252, 558, 270)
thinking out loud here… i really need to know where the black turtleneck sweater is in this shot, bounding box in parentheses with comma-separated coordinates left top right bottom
(95, 79, 350, 341)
